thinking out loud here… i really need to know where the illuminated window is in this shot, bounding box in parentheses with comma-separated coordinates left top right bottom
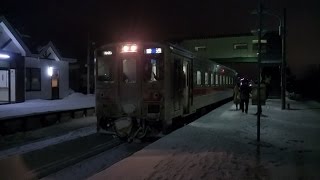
(233, 43, 248, 50)
(0, 70, 8, 88)
(194, 46, 206, 52)
(26, 68, 41, 91)
(211, 73, 214, 85)
(196, 71, 201, 85)
(215, 74, 219, 85)
(205, 72, 208, 85)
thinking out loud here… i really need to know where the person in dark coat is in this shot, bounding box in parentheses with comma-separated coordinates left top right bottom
(240, 79, 251, 113)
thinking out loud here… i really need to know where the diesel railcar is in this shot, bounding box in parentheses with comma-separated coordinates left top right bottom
(95, 42, 237, 140)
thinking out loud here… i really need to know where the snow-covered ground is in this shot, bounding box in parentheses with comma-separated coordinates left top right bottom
(0, 93, 95, 120)
(89, 99, 320, 180)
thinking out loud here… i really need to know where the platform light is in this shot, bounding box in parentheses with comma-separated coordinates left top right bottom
(103, 51, 112, 55)
(0, 53, 10, 59)
(48, 66, 53, 76)
(121, 44, 137, 53)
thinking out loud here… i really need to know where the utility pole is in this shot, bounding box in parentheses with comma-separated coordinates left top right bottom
(281, 8, 287, 109)
(257, 0, 263, 142)
(86, 33, 90, 95)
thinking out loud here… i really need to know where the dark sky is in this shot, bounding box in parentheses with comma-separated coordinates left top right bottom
(1, 0, 320, 77)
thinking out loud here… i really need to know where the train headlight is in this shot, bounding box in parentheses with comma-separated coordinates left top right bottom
(130, 45, 137, 52)
(122, 45, 129, 52)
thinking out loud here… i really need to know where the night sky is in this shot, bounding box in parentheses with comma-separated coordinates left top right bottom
(1, 0, 319, 78)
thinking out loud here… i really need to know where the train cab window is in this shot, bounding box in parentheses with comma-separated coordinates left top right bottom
(144, 58, 160, 82)
(97, 56, 115, 82)
(196, 71, 201, 85)
(122, 58, 136, 83)
(205, 72, 209, 85)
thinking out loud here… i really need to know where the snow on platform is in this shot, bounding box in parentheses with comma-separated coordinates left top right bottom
(0, 93, 95, 120)
(89, 99, 320, 180)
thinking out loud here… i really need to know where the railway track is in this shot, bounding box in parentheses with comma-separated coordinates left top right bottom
(0, 133, 122, 180)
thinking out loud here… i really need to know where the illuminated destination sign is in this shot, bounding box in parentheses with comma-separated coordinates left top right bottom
(103, 51, 113, 55)
(145, 48, 162, 54)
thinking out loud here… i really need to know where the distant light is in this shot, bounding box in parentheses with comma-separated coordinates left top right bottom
(48, 66, 53, 76)
(252, 39, 267, 43)
(121, 44, 137, 53)
(103, 51, 112, 55)
(0, 53, 10, 59)
(145, 48, 162, 54)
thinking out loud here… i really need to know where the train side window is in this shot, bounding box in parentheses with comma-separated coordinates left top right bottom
(196, 71, 201, 85)
(122, 59, 136, 83)
(215, 74, 219, 86)
(205, 72, 208, 85)
(210, 73, 214, 86)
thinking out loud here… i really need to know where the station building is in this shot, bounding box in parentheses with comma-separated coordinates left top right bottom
(0, 16, 77, 104)
(179, 32, 282, 97)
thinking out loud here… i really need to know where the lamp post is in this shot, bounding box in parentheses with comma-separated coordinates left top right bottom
(257, 0, 263, 142)
(281, 9, 287, 110)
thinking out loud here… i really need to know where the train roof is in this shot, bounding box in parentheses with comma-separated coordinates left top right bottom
(95, 41, 237, 75)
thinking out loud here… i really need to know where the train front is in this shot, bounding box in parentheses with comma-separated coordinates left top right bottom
(95, 42, 164, 140)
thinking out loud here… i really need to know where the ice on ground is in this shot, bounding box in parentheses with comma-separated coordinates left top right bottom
(89, 99, 320, 180)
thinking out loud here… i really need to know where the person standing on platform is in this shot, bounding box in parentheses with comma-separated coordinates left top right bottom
(240, 79, 251, 114)
(233, 83, 240, 110)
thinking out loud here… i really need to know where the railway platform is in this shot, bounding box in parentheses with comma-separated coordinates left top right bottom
(0, 93, 95, 135)
(89, 98, 320, 180)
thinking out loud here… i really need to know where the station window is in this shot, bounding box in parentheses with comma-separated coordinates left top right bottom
(220, 75, 223, 85)
(205, 72, 208, 85)
(194, 46, 206, 52)
(233, 43, 248, 50)
(122, 58, 136, 83)
(196, 71, 201, 85)
(211, 73, 214, 85)
(26, 68, 41, 91)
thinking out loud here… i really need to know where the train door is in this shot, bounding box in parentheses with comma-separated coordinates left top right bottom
(51, 69, 59, 100)
(0, 69, 9, 104)
(119, 54, 141, 115)
(173, 58, 182, 111)
(173, 57, 191, 114)
(182, 60, 190, 114)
